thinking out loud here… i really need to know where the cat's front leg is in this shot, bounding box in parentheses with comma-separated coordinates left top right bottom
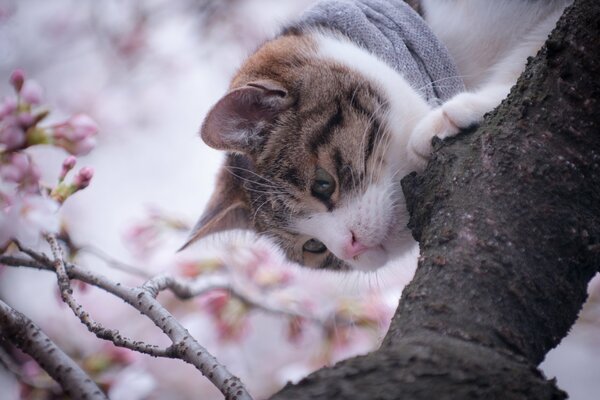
(408, 83, 512, 170)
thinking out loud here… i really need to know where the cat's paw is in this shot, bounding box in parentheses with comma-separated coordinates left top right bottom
(408, 92, 485, 170)
(408, 107, 459, 170)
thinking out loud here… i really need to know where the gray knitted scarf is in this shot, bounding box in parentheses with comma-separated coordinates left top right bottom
(287, 0, 465, 104)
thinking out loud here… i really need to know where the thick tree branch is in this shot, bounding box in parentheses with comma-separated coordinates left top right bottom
(270, 0, 600, 399)
(0, 299, 107, 400)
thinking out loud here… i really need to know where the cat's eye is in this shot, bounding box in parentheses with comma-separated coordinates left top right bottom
(311, 168, 336, 200)
(303, 238, 327, 253)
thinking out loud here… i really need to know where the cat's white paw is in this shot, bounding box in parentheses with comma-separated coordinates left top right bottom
(408, 107, 458, 170)
(408, 92, 487, 170)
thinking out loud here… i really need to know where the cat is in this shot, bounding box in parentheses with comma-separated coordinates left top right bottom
(183, 0, 571, 272)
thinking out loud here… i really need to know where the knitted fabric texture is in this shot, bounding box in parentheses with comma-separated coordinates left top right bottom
(289, 0, 465, 103)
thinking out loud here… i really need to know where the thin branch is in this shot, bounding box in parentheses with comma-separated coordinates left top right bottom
(13, 240, 51, 265)
(0, 255, 47, 270)
(44, 235, 172, 358)
(142, 273, 337, 327)
(78, 244, 153, 279)
(0, 299, 107, 400)
(142, 273, 230, 298)
(27, 234, 254, 400)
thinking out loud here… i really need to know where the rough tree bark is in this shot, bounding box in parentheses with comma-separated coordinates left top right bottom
(270, 0, 600, 399)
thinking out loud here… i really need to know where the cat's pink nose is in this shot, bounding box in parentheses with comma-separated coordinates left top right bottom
(344, 234, 370, 259)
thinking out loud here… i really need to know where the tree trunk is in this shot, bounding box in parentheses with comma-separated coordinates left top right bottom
(270, 0, 600, 398)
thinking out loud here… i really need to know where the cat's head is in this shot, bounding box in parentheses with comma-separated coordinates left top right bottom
(186, 31, 430, 272)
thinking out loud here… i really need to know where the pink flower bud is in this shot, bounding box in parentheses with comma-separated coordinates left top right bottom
(73, 166, 94, 190)
(63, 155, 77, 170)
(59, 156, 77, 181)
(53, 114, 98, 155)
(20, 80, 44, 105)
(0, 124, 25, 151)
(67, 114, 98, 139)
(0, 152, 28, 181)
(0, 97, 17, 119)
(17, 112, 35, 128)
(203, 290, 230, 316)
(9, 69, 25, 92)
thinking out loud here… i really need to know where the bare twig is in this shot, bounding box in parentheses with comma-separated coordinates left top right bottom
(141, 273, 335, 327)
(43, 235, 172, 358)
(13, 240, 51, 265)
(0, 299, 107, 399)
(78, 244, 152, 278)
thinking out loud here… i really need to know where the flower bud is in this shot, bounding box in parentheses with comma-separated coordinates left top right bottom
(0, 97, 17, 120)
(53, 114, 98, 155)
(0, 124, 25, 151)
(20, 80, 44, 105)
(73, 166, 94, 190)
(18, 112, 35, 128)
(0, 152, 41, 193)
(59, 156, 77, 181)
(9, 69, 25, 92)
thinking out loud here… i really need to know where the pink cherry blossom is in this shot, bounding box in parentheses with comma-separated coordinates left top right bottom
(0, 152, 41, 193)
(52, 114, 98, 155)
(201, 290, 249, 341)
(124, 223, 161, 259)
(176, 259, 223, 278)
(0, 193, 59, 247)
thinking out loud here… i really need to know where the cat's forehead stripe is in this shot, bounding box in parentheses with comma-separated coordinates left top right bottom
(307, 102, 343, 154)
(365, 117, 383, 167)
(333, 148, 355, 194)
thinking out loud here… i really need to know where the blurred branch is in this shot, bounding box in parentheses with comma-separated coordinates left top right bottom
(0, 344, 60, 392)
(0, 298, 107, 399)
(78, 244, 152, 278)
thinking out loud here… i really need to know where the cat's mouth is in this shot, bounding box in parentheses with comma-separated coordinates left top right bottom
(345, 244, 389, 272)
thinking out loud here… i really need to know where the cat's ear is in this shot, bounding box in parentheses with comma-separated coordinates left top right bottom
(200, 80, 292, 153)
(179, 165, 251, 250)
